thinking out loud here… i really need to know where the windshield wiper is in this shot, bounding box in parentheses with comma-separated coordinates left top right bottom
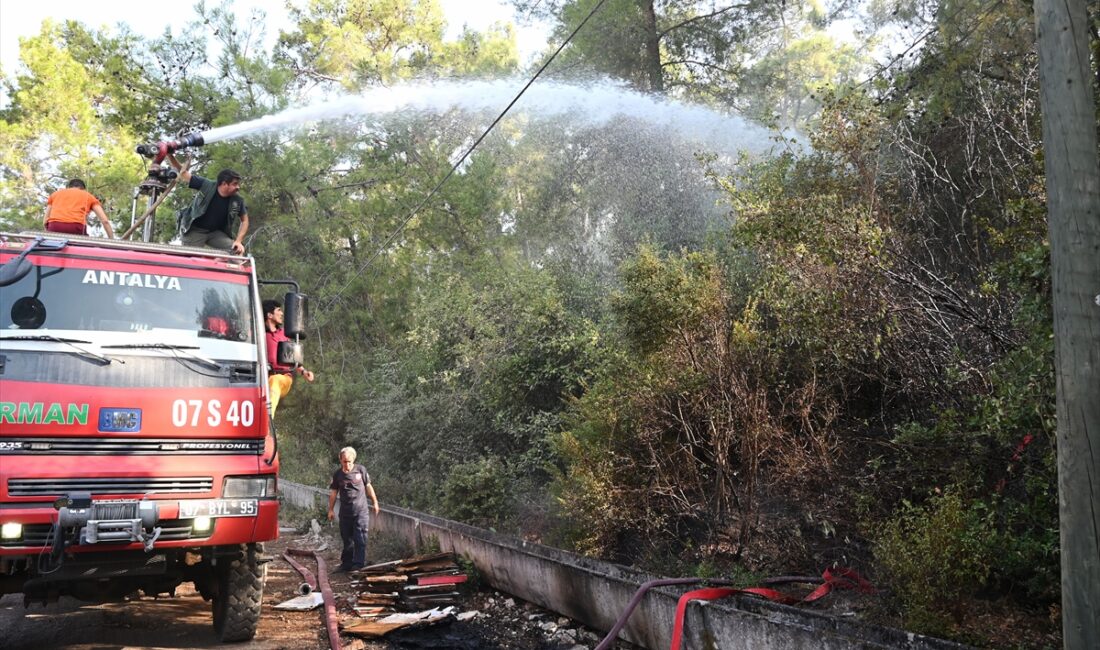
(1, 334, 89, 344)
(226, 362, 258, 383)
(101, 343, 223, 370)
(0, 334, 117, 365)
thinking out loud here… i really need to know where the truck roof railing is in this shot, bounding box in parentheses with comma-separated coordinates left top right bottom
(2, 230, 250, 262)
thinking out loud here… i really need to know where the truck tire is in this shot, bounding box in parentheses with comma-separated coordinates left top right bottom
(212, 543, 266, 642)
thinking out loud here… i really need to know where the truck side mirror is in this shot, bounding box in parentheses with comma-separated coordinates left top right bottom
(283, 292, 308, 338)
(276, 340, 303, 367)
(0, 235, 44, 287)
(0, 256, 32, 287)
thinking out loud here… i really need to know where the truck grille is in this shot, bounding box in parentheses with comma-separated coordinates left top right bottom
(1, 519, 214, 547)
(7, 477, 214, 497)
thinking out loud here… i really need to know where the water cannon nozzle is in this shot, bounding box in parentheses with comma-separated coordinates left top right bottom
(174, 132, 205, 149)
(135, 132, 205, 163)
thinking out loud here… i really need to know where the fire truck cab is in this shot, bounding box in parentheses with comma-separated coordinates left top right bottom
(0, 232, 302, 642)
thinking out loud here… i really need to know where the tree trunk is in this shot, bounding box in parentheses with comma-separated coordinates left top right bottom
(1034, 1, 1100, 648)
(639, 0, 664, 92)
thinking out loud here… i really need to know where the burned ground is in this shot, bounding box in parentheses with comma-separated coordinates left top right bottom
(0, 514, 618, 650)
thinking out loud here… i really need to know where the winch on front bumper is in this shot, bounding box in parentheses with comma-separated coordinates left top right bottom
(55, 492, 162, 550)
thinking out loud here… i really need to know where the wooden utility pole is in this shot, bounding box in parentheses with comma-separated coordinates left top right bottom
(1033, 1, 1100, 647)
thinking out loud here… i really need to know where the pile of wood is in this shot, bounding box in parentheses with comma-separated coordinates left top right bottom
(352, 551, 468, 615)
(342, 606, 467, 638)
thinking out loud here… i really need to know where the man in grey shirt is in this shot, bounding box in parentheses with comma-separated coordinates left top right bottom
(327, 446, 380, 571)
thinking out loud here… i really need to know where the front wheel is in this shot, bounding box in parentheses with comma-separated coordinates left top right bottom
(212, 543, 266, 642)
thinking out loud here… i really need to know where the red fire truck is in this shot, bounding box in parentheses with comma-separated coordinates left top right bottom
(0, 232, 305, 641)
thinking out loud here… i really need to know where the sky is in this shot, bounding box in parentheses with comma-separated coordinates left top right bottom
(0, 0, 550, 77)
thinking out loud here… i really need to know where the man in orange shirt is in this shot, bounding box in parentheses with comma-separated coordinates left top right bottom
(43, 179, 115, 238)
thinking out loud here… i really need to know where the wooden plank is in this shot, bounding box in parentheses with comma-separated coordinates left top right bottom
(357, 594, 398, 605)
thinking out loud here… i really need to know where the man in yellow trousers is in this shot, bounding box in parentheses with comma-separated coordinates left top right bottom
(263, 299, 314, 416)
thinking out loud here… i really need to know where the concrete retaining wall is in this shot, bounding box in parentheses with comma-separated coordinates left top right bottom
(279, 480, 968, 650)
(280, 477, 325, 511)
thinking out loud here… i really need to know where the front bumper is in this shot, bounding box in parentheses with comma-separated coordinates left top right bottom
(0, 497, 278, 555)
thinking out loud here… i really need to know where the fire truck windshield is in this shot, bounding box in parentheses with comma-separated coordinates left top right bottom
(0, 261, 255, 361)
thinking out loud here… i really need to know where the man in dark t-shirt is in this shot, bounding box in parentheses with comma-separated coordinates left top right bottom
(167, 152, 250, 253)
(327, 446, 380, 571)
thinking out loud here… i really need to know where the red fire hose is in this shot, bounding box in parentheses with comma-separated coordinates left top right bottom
(594, 568, 874, 650)
(285, 548, 341, 650)
(669, 568, 876, 650)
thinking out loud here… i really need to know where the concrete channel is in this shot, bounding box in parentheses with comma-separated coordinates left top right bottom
(280, 480, 968, 650)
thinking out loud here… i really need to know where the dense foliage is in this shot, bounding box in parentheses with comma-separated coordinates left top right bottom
(2, 0, 1091, 645)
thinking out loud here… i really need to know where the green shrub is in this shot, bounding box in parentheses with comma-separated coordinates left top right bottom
(873, 492, 994, 634)
(278, 426, 339, 487)
(440, 456, 513, 528)
(986, 488, 1060, 603)
(457, 554, 485, 591)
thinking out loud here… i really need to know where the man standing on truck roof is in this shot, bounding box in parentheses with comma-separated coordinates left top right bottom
(328, 447, 380, 572)
(263, 299, 314, 416)
(167, 152, 249, 254)
(43, 179, 116, 238)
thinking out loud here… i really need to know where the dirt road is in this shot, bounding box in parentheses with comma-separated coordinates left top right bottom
(0, 529, 334, 650)
(0, 516, 607, 650)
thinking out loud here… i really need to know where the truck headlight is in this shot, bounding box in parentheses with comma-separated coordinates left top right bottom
(192, 516, 212, 532)
(223, 476, 276, 498)
(1, 522, 22, 540)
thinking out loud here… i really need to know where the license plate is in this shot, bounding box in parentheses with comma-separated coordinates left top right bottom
(178, 499, 257, 518)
